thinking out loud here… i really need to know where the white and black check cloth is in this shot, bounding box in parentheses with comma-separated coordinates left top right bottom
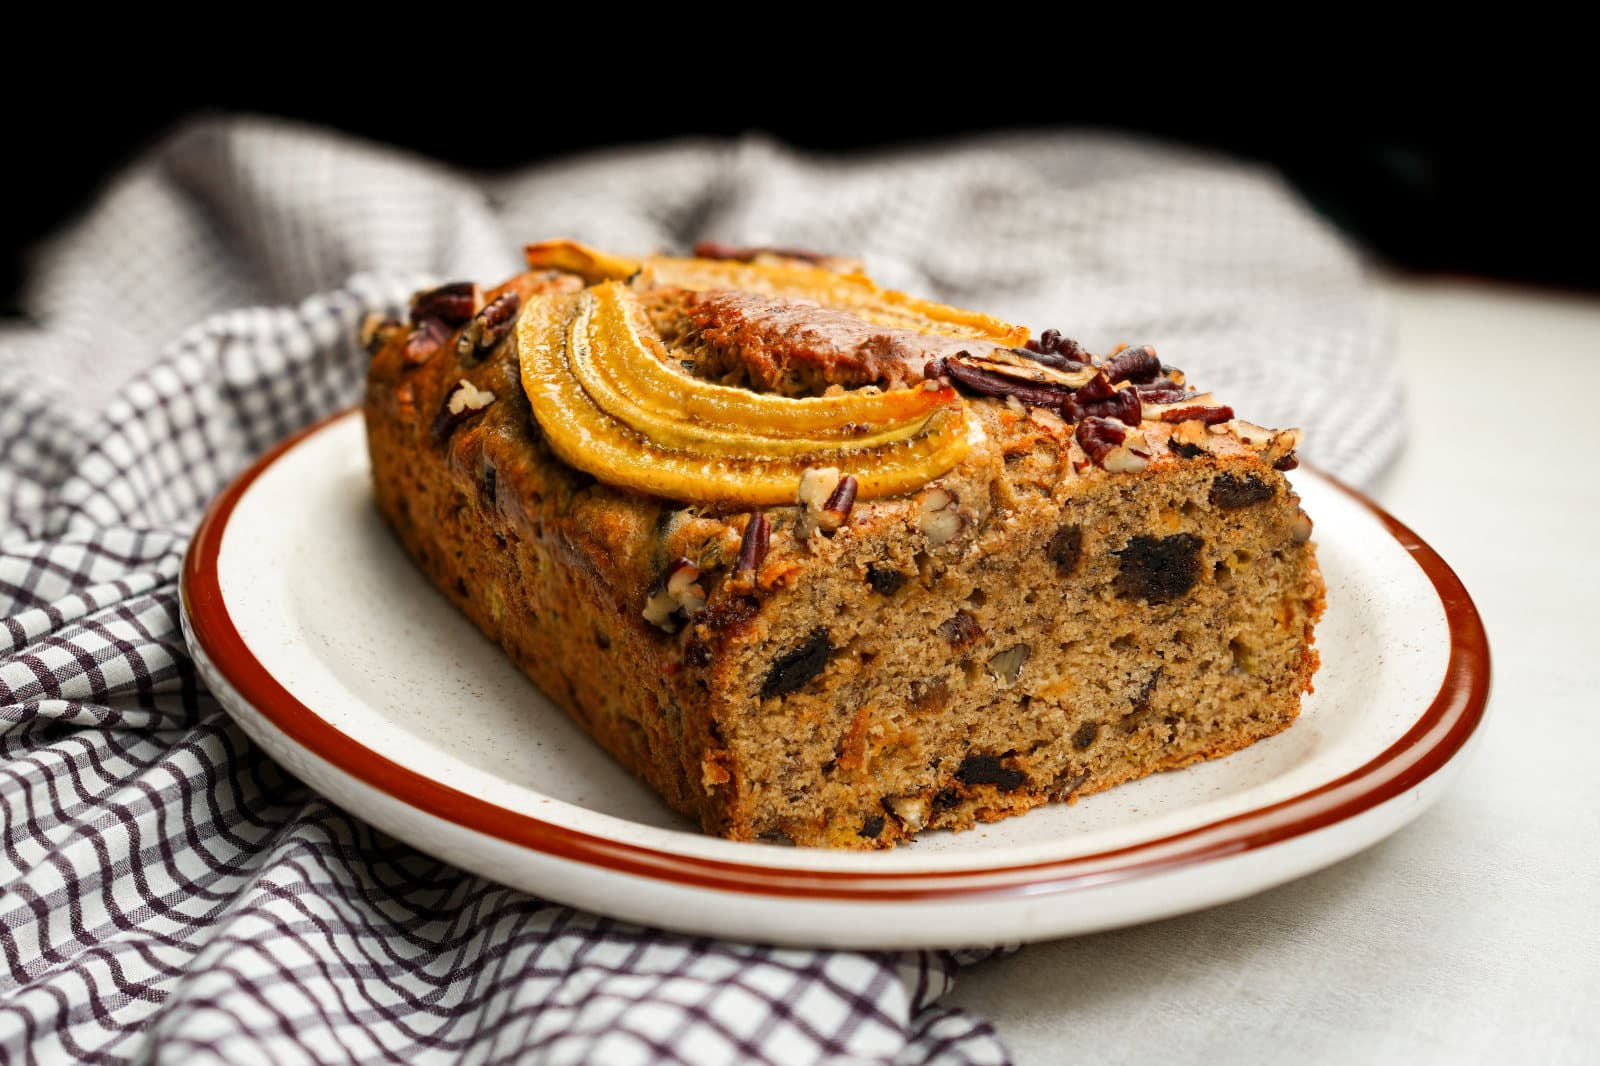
(0, 117, 1397, 1065)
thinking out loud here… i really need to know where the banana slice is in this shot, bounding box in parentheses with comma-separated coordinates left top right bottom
(517, 289, 973, 505)
(574, 282, 951, 454)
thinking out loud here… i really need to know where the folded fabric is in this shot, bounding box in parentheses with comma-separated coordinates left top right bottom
(0, 116, 1396, 1066)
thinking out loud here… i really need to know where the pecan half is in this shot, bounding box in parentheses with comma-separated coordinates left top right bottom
(1105, 345, 1162, 384)
(1133, 379, 1189, 404)
(1024, 328, 1088, 365)
(938, 344, 1102, 413)
(456, 291, 521, 362)
(940, 358, 1072, 408)
(1073, 371, 1116, 402)
(410, 281, 478, 326)
(1064, 386, 1141, 426)
(1157, 402, 1235, 425)
(1075, 417, 1126, 466)
(818, 475, 858, 532)
(736, 512, 771, 574)
(403, 319, 450, 366)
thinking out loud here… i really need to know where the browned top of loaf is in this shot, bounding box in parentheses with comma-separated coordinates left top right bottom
(676, 289, 983, 394)
(364, 264, 1308, 683)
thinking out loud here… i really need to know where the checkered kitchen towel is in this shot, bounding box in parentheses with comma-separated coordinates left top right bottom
(0, 116, 1397, 1065)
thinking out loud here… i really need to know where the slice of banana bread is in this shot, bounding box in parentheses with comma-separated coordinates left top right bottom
(363, 245, 1323, 849)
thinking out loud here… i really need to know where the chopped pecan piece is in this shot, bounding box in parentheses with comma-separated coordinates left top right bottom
(1074, 417, 1127, 465)
(410, 281, 478, 326)
(429, 379, 495, 443)
(403, 319, 451, 366)
(456, 291, 521, 362)
(736, 513, 771, 574)
(818, 475, 858, 532)
(1064, 385, 1141, 427)
(1104, 345, 1162, 384)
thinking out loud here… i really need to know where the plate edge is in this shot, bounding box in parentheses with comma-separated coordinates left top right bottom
(180, 408, 1493, 901)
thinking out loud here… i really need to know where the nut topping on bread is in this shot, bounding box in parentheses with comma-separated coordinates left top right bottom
(516, 280, 973, 505)
(456, 291, 521, 362)
(428, 379, 495, 443)
(364, 240, 1325, 848)
(410, 281, 479, 327)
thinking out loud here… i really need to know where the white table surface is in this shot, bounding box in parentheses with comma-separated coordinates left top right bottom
(944, 275, 1600, 1065)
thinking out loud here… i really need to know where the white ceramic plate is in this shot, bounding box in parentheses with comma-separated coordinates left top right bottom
(181, 410, 1489, 948)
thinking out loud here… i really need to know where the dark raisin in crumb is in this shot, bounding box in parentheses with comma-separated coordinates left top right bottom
(454, 577, 469, 598)
(866, 566, 907, 596)
(909, 679, 950, 715)
(1113, 534, 1204, 604)
(931, 787, 963, 812)
(1209, 474, 1276, 510)
(956, 753, 1026, 792)
(859, 814, 886, 838)
(595, 629, 611, 650)
(937, 610, 984, 649)
(698, 595, 759, 635)
(1048, 524, 1084, 576)
(1170, 441, 1205, 459)
(1073, 721, 1099, 750)
(760, 628, 833, 699)
(1133, 669, 1163, 713)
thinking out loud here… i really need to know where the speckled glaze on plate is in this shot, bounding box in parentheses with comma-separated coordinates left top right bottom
(181, 410, 1489, 948)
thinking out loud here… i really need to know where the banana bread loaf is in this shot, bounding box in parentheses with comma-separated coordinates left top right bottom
(362, 242, 1324, 849)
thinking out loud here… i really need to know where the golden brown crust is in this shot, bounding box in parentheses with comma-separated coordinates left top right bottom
(365, 267, 1326, 849)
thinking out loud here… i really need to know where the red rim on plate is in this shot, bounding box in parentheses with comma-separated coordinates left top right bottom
(182, 409, 1490, 901)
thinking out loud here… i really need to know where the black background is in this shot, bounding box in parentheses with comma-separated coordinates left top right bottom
(5, 62, 1593, 315)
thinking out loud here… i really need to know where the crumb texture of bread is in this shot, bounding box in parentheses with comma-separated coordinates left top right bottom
(365, 264, 1325, 849)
